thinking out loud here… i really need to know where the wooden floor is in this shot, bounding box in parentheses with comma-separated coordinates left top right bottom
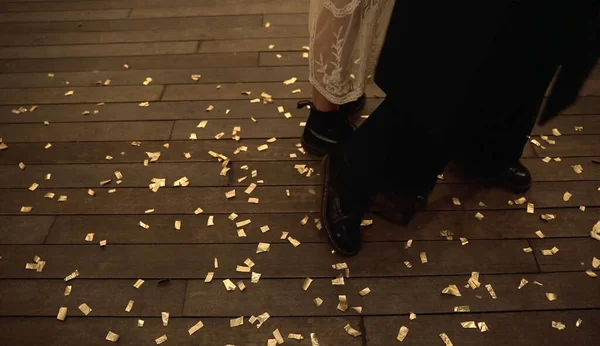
(0, 1, 599, 345)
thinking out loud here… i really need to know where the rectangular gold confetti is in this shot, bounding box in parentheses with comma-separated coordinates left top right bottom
(541, 214, 556, 221)
(257, 242, 270, 253)
(404, 261, 412, 268)
(442, 285, 462, 297)
(230, 316, 244, 327)
(288, 236, 301, 247)
(245, 183, 257, 194)
(236, 265, 251, 273)
(57, 307, 67, 321)
(204, 272, 214, 283)
(155, 334, 167, 344)
(257, 144, 269, 151)
(133, 279, 144, 288)
(485, 284, 497, 299)
(223, 279, 237, 291)
(105, 331, 119, 342)
(214, 258, 219, 268)
(314, 297, 323, 307)
(527, 203, 535, 214)
(344, 324, 362, 337)
(161, 311, 169, 326)
(207, 215, 214, 226)
(225, 189, 236, 199)
(248, 197, 259, 203)
(188, 320, 204, 335)
(420, 252, 428, 263)
(64, 270, 79, 282)
(576, 318, 582, 327)
(563, 191, 572, 201)
(552, 321, 565, 330)
(461, 321, 477, 329)
(194, 207, 204, 214)
(302, 277, 313, 291)
(78, 303, 92, 315)
(546, 292, 557, 301)
(137, 319, 144, 327)
(397, 326, 409, 342)
(64, 286, 71, 296)
(139, 221, 150, 229)
(478, 321, 489, 332)
(337, 295, 348, 311)
(28, 183, 39, 191)
(125, 300, 134, 312)
(174, 220, 181, 230)
(99, 240, 107, 247)
(454, 305, 470, 312)
(273, 329, 284, 343)
(359, 287, 371, 296)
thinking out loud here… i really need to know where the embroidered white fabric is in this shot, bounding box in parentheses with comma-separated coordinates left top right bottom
(308, 0, 394, 104)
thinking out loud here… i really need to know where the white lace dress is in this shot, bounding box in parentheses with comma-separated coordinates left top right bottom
(309, 0, 395, 104)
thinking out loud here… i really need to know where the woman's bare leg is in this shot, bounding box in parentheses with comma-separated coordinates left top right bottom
(312, 86, 339, 112)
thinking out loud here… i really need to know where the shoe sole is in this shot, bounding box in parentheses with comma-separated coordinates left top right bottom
(320, 156, 358, 257)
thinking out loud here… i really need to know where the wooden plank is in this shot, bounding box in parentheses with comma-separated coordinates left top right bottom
(531, 238, 600, 272)
(364, 310, 600, 346)
(170, 118, 304, 140)
(0, 9, 130, 23)
(130, 2, 309, 18)
(0, 279, 186, 316)
(44, 207, 599, 245)
(0, 121, 172, 142)
(0, 216, 53, 244)
(162, 82, 384, 100)
(0, 240, 536, 279)
(424, 181, 600, 211)
(0, 42, 198, 59)
(0, 53, 258, 73)
(533, 114, 600, 135)
(260, 51, 307, 66)
(0, 0, 272, 12)
(0, 161, 320, 189)
(198, 37, 308, 53)
(263, 13, 308, 26)
(560, 96, 600, 114)
(532, 135, 600, 157)
(0, 186, 319, 215)
(0, 139, 310, 164)
(0, 15, 263, 33)
(0, 317, 361, 346)
(580, 79, 600, 96)
(0, 85, 163, 105)
(0, 26, 307, 46)
(0, 66, 308, 89)
(183, 272, 600, 316)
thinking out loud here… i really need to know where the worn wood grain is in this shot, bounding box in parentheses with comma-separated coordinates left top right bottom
(130, 2, 309, 18)
(0, 279, 186, 316)
(170, 118, 305, 139)
(0, 216, 53, 244)
(198, 37, 308, 53)
(0, 9, 130, 23)
(0, 139, 310, 164)
(0, 186, 319, 215)
(0, 25, 307, 46)
(0, 67, 308, 89)
(263, 13, 308, 26)
(0, 85, 163, 104)
(532, 135, 600, 157)
(531, 238, 600, 272)
(260, 51, 307, 66)
(0, 121, 172, 142)
(364, 310, 600, 346)
(0, 316, 361, 346)
(580, 79, 600, 96)
(560, 96, 600, 114)
(0, 53, 258, 73)
(532, 114, 600, 135)
(0, 15, 263, 33)
(0, 42, 198, 59)
(0, 240, 536, 279)
(183, 272, 600, 316)
(44, 208, 598, 245)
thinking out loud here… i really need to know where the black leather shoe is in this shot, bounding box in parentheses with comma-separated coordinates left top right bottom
(372, 193, 428, 226)
(479, 161, 532, 193)
(298, 94, 366, 157)
(321, 153, 369, 256)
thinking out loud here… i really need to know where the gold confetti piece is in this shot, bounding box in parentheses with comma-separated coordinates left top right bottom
(174, 220, 181, 230)
(344, 324, 362, 337)
(277, 106, 285, 113)
(300, 277, 314, 291)
(288, 333, 304, 340)
(204, 272, 214, 283)
(78, 303, 92, 315)
(477, 322, 490, 332)
(280, 232, 289, 239)
(332, 275, 345, 286)
(160, 311, 169, 326)
(452, 197, 461, 206)
(337, 295, 348, 311)
(454, 305, 470, 312)
(64, 286, 72, 296)
(99, 179, 112, 186)
(87, 189, 96, 196)
(474, 212, 484, 220)
(466, 272, 480, 289)
(225, 189, 236, 199)
(284, 112, 292, 118)
(360, 219, 374, 227)
(145, 151, 161, 162)
(576, 318, 582, 327)
(546, 292, 557, 301)
(236, 219, 251, 228)
(312, 297, 324, 307)
(17, 162, 26, 171)
(303, 52, 309, 58)
(276, 54, 282, 58)
(420, 252, 428, 263)
(57, 307, 67, 321)
(514, 197, 527, 205)
(257, 144, 269, 151)
(27, 183, 39, 192)
(551, 128, 561, 136)
(155, 334, 167, 344)
(352, 306, 363, 313)
(356, 287, 371, 297)
(99, 240, 107, 247)
(310, 333, 320, 346)
(25, 262, 38, 270)
(393, 325, 409, 342)
(257, 242, 271, 253)
(563, 191, 572, 201)
(288, 236, 301, 247)
(139, 221, 150, 229)
(458, 237, 468, 246)
(236, 265, 250, 273)
(64, 90, 74, 96)
(64, 270, 79, 282)
(44, 143, 52, 149)
(461, 321, 477, 329)
(571, 164, 583, 174)
(442, 285, 462, 297)
(592, 221, 600, 241)
(580, 205, 586, 211)
(194, 207, 204, 215)
(526, 203, 535, 214)
(248, 197, 259, 203)
(585, 269, 597, 278)
(105, 331, 119, 342)
(404, 261, 412, 268)
(542, 214, 557, 221)
(332, 262, 348, 270)
(592, 257, 600, 269)
(517, 278, 529, 289)
(244, 183, 257, 194)
(143, 77, 153, 86)
(183, 320, 204, 337)
(542, 156, 552, 163)
(189, 133, 198, 140)
(133, 279, 144, 288)
(533, 281, 543, 286)
(214, 132, 225, 139)
(137, 319, 145, 327)
(125, 300, 134, 312)
(485, 284, 497, 299)
(552, 321, 566, 330)
(58, 195, 67, 202)
(230, 316, 244, 327)
(207, 215, 214, 226)
(292, 88, 301, 94)
(535, 230, 545, 238)
(273, 329, 284, 344)
(251, 272, 261, 283)
(283, 77, 297, 85)
(223, 279, 237, 291)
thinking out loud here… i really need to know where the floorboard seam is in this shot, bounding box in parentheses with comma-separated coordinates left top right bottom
(359, 315, 368, 346)
(42, 215, 57, 245)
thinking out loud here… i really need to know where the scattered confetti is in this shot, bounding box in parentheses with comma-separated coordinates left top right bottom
(105, 331, 119, 342)
(343, 324, 362, 337)
(552, 321, 566, 330)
